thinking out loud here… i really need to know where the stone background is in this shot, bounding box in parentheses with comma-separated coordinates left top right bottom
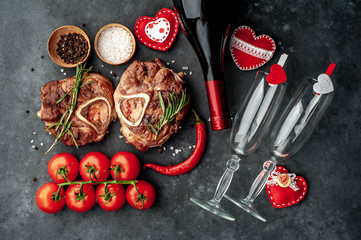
(0, 0, 360, 239)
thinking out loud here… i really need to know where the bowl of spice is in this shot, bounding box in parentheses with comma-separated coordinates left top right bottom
(94, 23, 136, 65)
(47, 25, 91, 68)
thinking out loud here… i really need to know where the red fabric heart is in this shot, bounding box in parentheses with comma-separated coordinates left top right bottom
(230, 26, 275, 71)
(135, 8, 179, 51)
(266, 166, 308, 208)
(266, 64, 287, 85)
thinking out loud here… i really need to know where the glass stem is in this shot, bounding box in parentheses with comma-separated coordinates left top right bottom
(213, 155, 241, 202)
(246, 156, 278, 202)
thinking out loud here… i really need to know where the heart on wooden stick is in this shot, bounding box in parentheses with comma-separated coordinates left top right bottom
(266, 166, 308, 208)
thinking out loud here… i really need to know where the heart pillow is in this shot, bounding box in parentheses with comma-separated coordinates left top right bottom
(266, 166, 308, 208)
(230, 26, 275, 71)
(135, 8, 179, 51)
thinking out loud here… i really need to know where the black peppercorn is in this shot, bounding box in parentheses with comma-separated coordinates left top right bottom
(32, 177, 37, 182)
(82, 23, 86, 27)
(30, 68, 34, 72)
(26, 110, 30, 113)
(56, 33, 88, 64)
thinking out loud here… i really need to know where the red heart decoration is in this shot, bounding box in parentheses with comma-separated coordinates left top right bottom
(266, 64, 287, 85)
(266, 166, 308, 208)
(135, 8, 179, 51)
(230, 26, 275, 71)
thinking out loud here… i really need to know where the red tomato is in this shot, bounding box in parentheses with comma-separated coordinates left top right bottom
(36, 182, 65, 214)
(65, 184, 96, 212)
(96, 184, 125, 211)
(126, 180, 156, 210)
(110, 152, 140, 181)
(48, 153, 79, 183)
(79, 152, 110, 182)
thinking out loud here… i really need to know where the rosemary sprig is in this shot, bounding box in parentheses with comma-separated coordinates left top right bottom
(45, 63, 93, 155)
(147, 90, 189, 138)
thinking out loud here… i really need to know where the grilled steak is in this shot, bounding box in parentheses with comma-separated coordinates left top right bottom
(37, 73, 116, 146)
(114, 58, 189, 151)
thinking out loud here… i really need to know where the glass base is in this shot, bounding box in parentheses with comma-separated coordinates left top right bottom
(190, 197, 235, 221)
(224, 195, 266, 222)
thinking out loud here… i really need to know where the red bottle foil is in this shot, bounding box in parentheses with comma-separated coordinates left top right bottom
(205, 80, 231, 130)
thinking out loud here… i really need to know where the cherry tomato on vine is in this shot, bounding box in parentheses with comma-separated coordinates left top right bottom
(126, 180, 156, 210)
(48, 153, 78, 183)
(65, 183, 96, 212)
(79, 152, 110, 183)
(96, 184, 125, 211)
(110, 152, 140, 181)
(36, 182, 65, 214)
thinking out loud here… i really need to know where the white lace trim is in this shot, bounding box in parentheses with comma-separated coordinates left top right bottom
(267, 171, 300, 191)
(230, 36, 274, 60)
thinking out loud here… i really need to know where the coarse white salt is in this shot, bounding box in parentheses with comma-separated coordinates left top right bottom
(182, 67, 188, 70)
(163, 146, 167, 151)
(40, 143, 44, 146)
(184, 72, 187, 76)
(189, 71, 192, 75)
(30, 140, 34, 143)
(60, 69, 64, 72)
(167, 62, 170, 65)
(170, 146, 174, 150)
(119, 135, 123, 139)
(31, 145, 36, 149)
(33, 132, 37, 135)
(189, 146, 192, 149)
(63, 72, 66, 75)
(172, 153, 176, 156)
(171, 60, 175, 63)
(98, 26, 133, 64)
(101, 65, 104, 67)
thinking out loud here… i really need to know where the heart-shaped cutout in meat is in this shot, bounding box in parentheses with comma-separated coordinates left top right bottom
(76, 97, 112, 141)
(115, 93, 150, 127)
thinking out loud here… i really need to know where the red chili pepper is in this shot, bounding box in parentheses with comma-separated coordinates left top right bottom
(143, 110, 206, 175)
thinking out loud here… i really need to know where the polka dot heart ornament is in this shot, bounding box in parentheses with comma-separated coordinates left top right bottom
(135, 8, 179, 51)
(266, 166, 308, 208)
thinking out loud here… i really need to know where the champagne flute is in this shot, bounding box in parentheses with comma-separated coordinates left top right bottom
(190, 55, 289, 221)
(225, 63, 336, 222)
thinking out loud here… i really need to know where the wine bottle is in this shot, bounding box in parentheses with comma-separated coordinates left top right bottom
(173, 0, 242, 130)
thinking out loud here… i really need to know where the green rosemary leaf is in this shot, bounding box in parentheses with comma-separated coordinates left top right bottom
(147, 90, 190, 138)
(45, 63, 92, 155)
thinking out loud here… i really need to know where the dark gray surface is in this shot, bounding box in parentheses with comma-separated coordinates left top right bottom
(0, 0, 360, 239)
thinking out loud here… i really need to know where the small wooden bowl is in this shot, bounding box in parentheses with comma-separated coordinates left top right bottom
(94, 23, 136, 65)
(47, 25, 91, 68)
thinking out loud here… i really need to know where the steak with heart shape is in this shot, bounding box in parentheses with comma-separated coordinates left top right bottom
(114, 58, 189, 152)
(37, 73, 116, 146)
